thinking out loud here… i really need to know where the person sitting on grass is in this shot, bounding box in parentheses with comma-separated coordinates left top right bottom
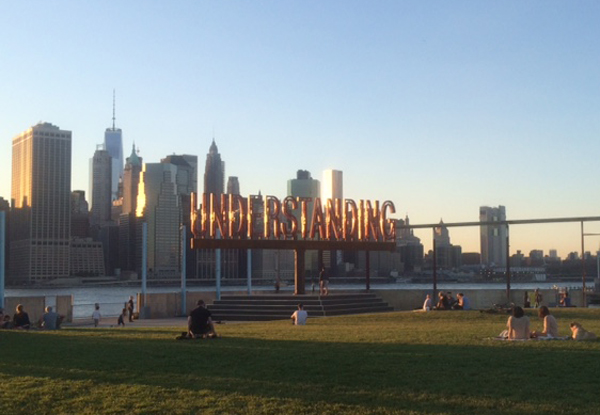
(291, 303, 308, 325)
(435, 291, 449, 310)
(41, 306, 60, 330)
(422, 294, 432, 311)
(453, 293, 471, 310)
(506, 306, 530, 340)
(188, 300, 218, 339)
(531, 306, 558, 338)
(559, 292, 572, 307)
(0, 308, 8, 329)
(13, 304, 31, 330)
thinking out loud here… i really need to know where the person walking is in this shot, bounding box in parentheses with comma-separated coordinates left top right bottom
(127, 296, 135, 322)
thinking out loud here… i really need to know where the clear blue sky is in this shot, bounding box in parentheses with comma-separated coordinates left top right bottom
(2, 1, 600, 256)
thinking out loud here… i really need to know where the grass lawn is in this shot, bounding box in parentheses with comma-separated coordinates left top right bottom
(1, 308, 600, 414)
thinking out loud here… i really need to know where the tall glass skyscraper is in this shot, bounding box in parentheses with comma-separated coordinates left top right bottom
(104, 91, 123, 201)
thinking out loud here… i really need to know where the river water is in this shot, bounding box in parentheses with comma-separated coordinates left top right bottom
(4, 281, 591, 319)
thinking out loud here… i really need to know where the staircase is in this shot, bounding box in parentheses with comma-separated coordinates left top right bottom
(208, 293, 394, 321)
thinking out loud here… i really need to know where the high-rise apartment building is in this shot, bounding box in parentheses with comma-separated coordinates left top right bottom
(10, 122, 72, 282)
(480, 205, 507, 267)
(104, 92, 123, 201)
(90, 148, 112, 225)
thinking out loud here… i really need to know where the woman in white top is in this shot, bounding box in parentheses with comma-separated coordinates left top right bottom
(533, 306, 558, 338)
(507, 306, 530, 340)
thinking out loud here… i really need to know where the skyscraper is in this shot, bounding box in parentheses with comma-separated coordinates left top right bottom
(136, 154, 199, 280)
(10, 122, 72, 283)
(204, 139, 224, 195)
(117, 144, 143, 275)
(480, 205, 507, 267)
(321, 169, 343, 273)
(90, 148, 112, 225)
(104, 91, 123, 201)
(287, 170, 320, 273)
(321, 169, 343, 201)
(227, 176, 240, 195)
(137, 162, 181, 278)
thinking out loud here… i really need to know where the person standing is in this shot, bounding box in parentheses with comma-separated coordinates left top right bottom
(523, 291, 531, 308)
(319, 267, 329, 296)
(92, 304, 101, 328)
(291, 303, 308, 325)
(127, 296, 135, 322)
(534, 289, 543, 308)
(117, 308, 126, 327)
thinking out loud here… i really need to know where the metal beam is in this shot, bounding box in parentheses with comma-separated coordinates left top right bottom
(399, 216, 600, 230)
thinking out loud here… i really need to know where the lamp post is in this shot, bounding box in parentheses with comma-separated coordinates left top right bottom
(581, 223, 600, 308)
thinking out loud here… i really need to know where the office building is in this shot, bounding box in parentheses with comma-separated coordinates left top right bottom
(480, 205, 507, 267)
(10, 122, 72, 283)
(90, 148, 112, 225)
(395, 216, 424, 272)
(204, 139, 224, 196)
(434, 220, 462, 269)
(136, 154, 198, 280)
(117, 144, 143, 275)
(227, 176, 240, 195)
(321, 169, 343, 275)
(104, 92, 123, 201)
(71, 190, 90, 238)
(287, 170, 320, 273)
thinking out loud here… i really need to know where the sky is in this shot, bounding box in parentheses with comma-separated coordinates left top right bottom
(1, 1, 600, 257)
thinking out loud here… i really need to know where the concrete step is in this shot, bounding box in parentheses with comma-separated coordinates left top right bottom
(208, 292, 393, 322)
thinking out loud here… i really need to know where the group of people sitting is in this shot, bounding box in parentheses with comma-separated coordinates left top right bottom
(423, 292, 471, 311)
(501, 305, 597, 340)
(0, 304, 63, 330)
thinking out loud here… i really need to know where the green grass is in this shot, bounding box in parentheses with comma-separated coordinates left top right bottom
(1, 308, 600, 414)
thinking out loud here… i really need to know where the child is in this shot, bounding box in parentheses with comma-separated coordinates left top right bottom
(117, 308, 126, 327)
(92, 304, 101, 327)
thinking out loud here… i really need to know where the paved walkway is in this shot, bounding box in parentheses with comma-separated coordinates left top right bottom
(67, 317, 188, 328)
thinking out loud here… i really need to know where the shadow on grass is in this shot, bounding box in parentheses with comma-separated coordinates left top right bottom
(2, 327, 600, 414)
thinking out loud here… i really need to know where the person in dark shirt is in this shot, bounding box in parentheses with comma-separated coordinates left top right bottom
(13, 304, 31, 329)
(188, 300, 218, 338)
(127, 296, 135, 322)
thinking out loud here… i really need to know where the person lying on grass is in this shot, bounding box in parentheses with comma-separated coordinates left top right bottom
(531, 306, 558, 338)
(570, 322, 597, 341)
(188, 300, 219, 339)
(506, 306, 530, 340)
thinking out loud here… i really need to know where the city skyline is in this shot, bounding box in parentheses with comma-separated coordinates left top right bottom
(2, 2, 600, 256)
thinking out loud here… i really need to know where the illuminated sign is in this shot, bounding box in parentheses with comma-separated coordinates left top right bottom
(191, 193, 396, 244)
